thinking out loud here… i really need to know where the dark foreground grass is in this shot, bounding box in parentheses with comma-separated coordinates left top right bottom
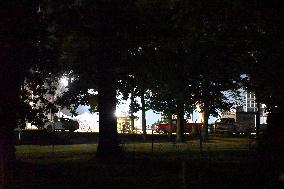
(14, 137, 284, 189)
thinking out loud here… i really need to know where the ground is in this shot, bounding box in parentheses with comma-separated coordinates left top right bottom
(14, 136, 284, 189)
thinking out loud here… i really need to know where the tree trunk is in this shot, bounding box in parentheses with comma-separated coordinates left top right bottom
(0, 82, 19, 189)
(130, 92, 135, 133)
(141, 90, 147, 140)
(96, 64, 120, 158)
(168, 114, 173, 136)
(175, 43, 185, 143)
(203, 107, 209, 140)
(202, 80, 210, 141)
(176, 102, 185, 142)
(0, 2, 39, 187)
(95, 1, 126, 158)
(0, 128, 15, 189)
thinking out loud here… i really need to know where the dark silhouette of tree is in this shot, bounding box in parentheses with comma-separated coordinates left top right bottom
(173, 0, 248, 139)
(58, 0, 139, 157)
(19, 67, 57, 128)
(245, 6, 284, 112)
(0, 1, 63, 186)
(147, 47, 196, 142)
(59, 0, 180, 150)
(118, 47, 159, 138)
(237, 1, 284, 143)
(57, 74, 97, 116)
(0, 1, 41, 188)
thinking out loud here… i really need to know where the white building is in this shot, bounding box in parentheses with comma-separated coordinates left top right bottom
(244, 91, 267, 124)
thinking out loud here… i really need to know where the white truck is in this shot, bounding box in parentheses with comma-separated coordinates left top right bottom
(44, 117, 79, 132)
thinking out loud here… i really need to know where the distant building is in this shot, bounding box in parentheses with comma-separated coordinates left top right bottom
(245, 91, 256, 112)
(244, 91, 267, 124)
(220, 91, 268, 131)
(116, 111, 140, 133)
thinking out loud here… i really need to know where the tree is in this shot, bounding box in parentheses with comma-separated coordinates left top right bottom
(148, 46, 196, 142)
(58, 0, 140, 157)
(171, 0, 248, 140)
(59, 0, 181, 150)
(0, 1, 41, 188)
(18, 66, 63, 129)
(57, 74, 98, 116)
(118, 47, 160, 138)
(245, 7, 284, 112)
(0, 1, 64, 186)
(238, 1, 284, 142)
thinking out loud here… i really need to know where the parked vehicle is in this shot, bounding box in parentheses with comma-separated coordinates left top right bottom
(44, 118, 79, 132)
(215, 117, 258, 136)
(214, 118, 237, 134)
(155, 120, 202, 134)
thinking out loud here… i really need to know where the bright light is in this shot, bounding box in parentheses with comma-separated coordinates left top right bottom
(88, 89, 98, 95)
(60, 77, 68, 87)
(115, 110, 124, 117)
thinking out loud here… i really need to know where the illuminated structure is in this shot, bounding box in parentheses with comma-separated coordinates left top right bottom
(116, 111, 140, 133)
(244, 91, 267, 124)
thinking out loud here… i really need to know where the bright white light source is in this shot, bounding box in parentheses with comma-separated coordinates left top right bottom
(60, 77, 68, 87)
(115, 109, 126, 118)
(88, 89, 98, 95)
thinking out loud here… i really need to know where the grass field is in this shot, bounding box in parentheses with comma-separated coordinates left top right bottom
(14, 137, 283, 189)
